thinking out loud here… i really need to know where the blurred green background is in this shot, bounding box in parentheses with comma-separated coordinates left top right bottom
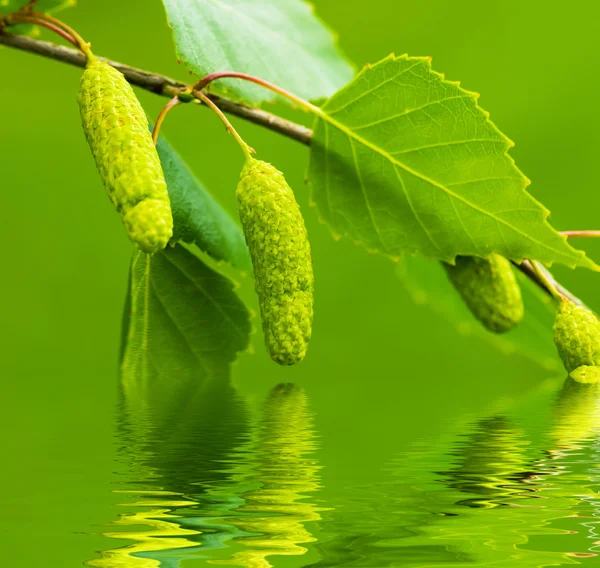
(1, 1, 600, 566)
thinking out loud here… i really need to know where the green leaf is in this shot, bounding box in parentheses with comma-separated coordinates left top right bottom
(309, 54, 596, 270)
(156, 134, 251, 271)
(160, 0, 354, 106)
(0, 0, 74, 15)
(1, 0, 74, 36)
(118, 245, 251, 499)
(121, 244, 252, 388)
(396, 255, 560, 371)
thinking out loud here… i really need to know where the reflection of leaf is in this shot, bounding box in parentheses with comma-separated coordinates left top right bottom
(160, 0, 353, 106)
(396, 255, 560, 371)
(88, 507, 201, 568)
(309, 55, 595, 269)
(93, 245, 252, 567)
(90, 359, 250, 568)
(121, 243, 251, 391)
(156, 135, 251, 270)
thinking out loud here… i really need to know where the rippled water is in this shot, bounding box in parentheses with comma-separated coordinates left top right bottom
(85, 376, 600, 567)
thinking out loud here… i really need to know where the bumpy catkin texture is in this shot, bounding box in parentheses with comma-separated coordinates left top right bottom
(553, 299, 600, 374)
(444, 254, 524, 333)
(78, 57, 173, 253)
(237, 158, 314, 365)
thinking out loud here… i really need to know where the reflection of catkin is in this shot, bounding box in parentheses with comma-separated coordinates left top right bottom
(550, 377, 600, 450)
(78, 57, 173, 253)
(214, 383, 321, 568)
(553, 299, 600, 374)
(444, 254, 523, 333)
(237, 158, 314, 365)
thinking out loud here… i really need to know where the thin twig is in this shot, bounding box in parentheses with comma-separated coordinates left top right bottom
(562, 230, 600, 238)
(530, 260, 562, 302)
(0, 32, 313, 145)
(29, 10, 92, 55)
(516, 261, 584, 307)
(194, 91, 254, 158)
(5, 14, 79, 47)
(194, 71, 319, 113)
(0, 31, 589, 309)
(152, 96, 181, 144)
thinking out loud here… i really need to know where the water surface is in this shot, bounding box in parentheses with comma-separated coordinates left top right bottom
(83, 374, 600, 567)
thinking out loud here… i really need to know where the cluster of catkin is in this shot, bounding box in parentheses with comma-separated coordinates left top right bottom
(78, 57, 599, 376)
(78, 57, 313, 366)
(444, 255, 600, 381)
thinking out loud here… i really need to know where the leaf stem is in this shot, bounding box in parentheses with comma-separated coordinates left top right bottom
(152, 96, 182, 145)
(529, 260, 562, 302)
(29, 11, 92, 56)
(0, 31, 591, 312)
(4, 14, 78, 48)
(0, 33, 313, 145)
(194, 71, 322, 115)
(193, 90, 255, 159)
(561, 230, 600, 238)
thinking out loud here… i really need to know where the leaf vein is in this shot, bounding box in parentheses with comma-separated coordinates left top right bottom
(326, 60, 423, 115)
(317, 112, 573, 260)
(352, 94, 472, 132)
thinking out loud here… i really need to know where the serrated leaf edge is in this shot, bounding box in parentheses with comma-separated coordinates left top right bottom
(309, 54, 598, 271)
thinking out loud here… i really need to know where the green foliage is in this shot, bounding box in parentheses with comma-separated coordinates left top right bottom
(156, 134, 251, 270)
(309, 55, 595, 270)
(2, 0, 596, 372)
(397, 256, 560, 371)
(121, 243, 251, 386)
(237, 158, 314, 365)
(443, 255, 524, 334)
(160, 0, 353, 106)
(1, 0, 74, 35)
(0, 0, 74, 15)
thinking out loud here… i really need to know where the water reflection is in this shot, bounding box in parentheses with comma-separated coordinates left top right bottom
(311, 377, 600, 567)
(88, 381, 321, 567)
(549, 377, 600, 452)
(89, 372, 600, 567)
(440, 415, 534, 509)
(88, 371, 250, 567)
(520, 378, 600, 562)
(213, 383, 322, 567)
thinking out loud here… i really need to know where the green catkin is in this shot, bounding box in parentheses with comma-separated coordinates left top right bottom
(236, 158, 314, 366)
(78, 56, 173, 253)
(569, 365, 600, 384)
(443, 254, 524, 333)
(553, 299, 600, 379)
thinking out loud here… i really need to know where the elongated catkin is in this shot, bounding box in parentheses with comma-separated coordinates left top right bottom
(444, 254, 524, 333)
(237, 158, 314, 365)
(554, 299, 600, 375)
(78, 56, 173, 253)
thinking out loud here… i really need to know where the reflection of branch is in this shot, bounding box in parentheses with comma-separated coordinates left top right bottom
(0, 32, 587, 309)
(0, 32, 313, 145)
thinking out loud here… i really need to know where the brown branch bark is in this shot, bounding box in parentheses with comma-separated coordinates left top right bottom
(0, 31, 584, 312)
(0, 32, 313, 145)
